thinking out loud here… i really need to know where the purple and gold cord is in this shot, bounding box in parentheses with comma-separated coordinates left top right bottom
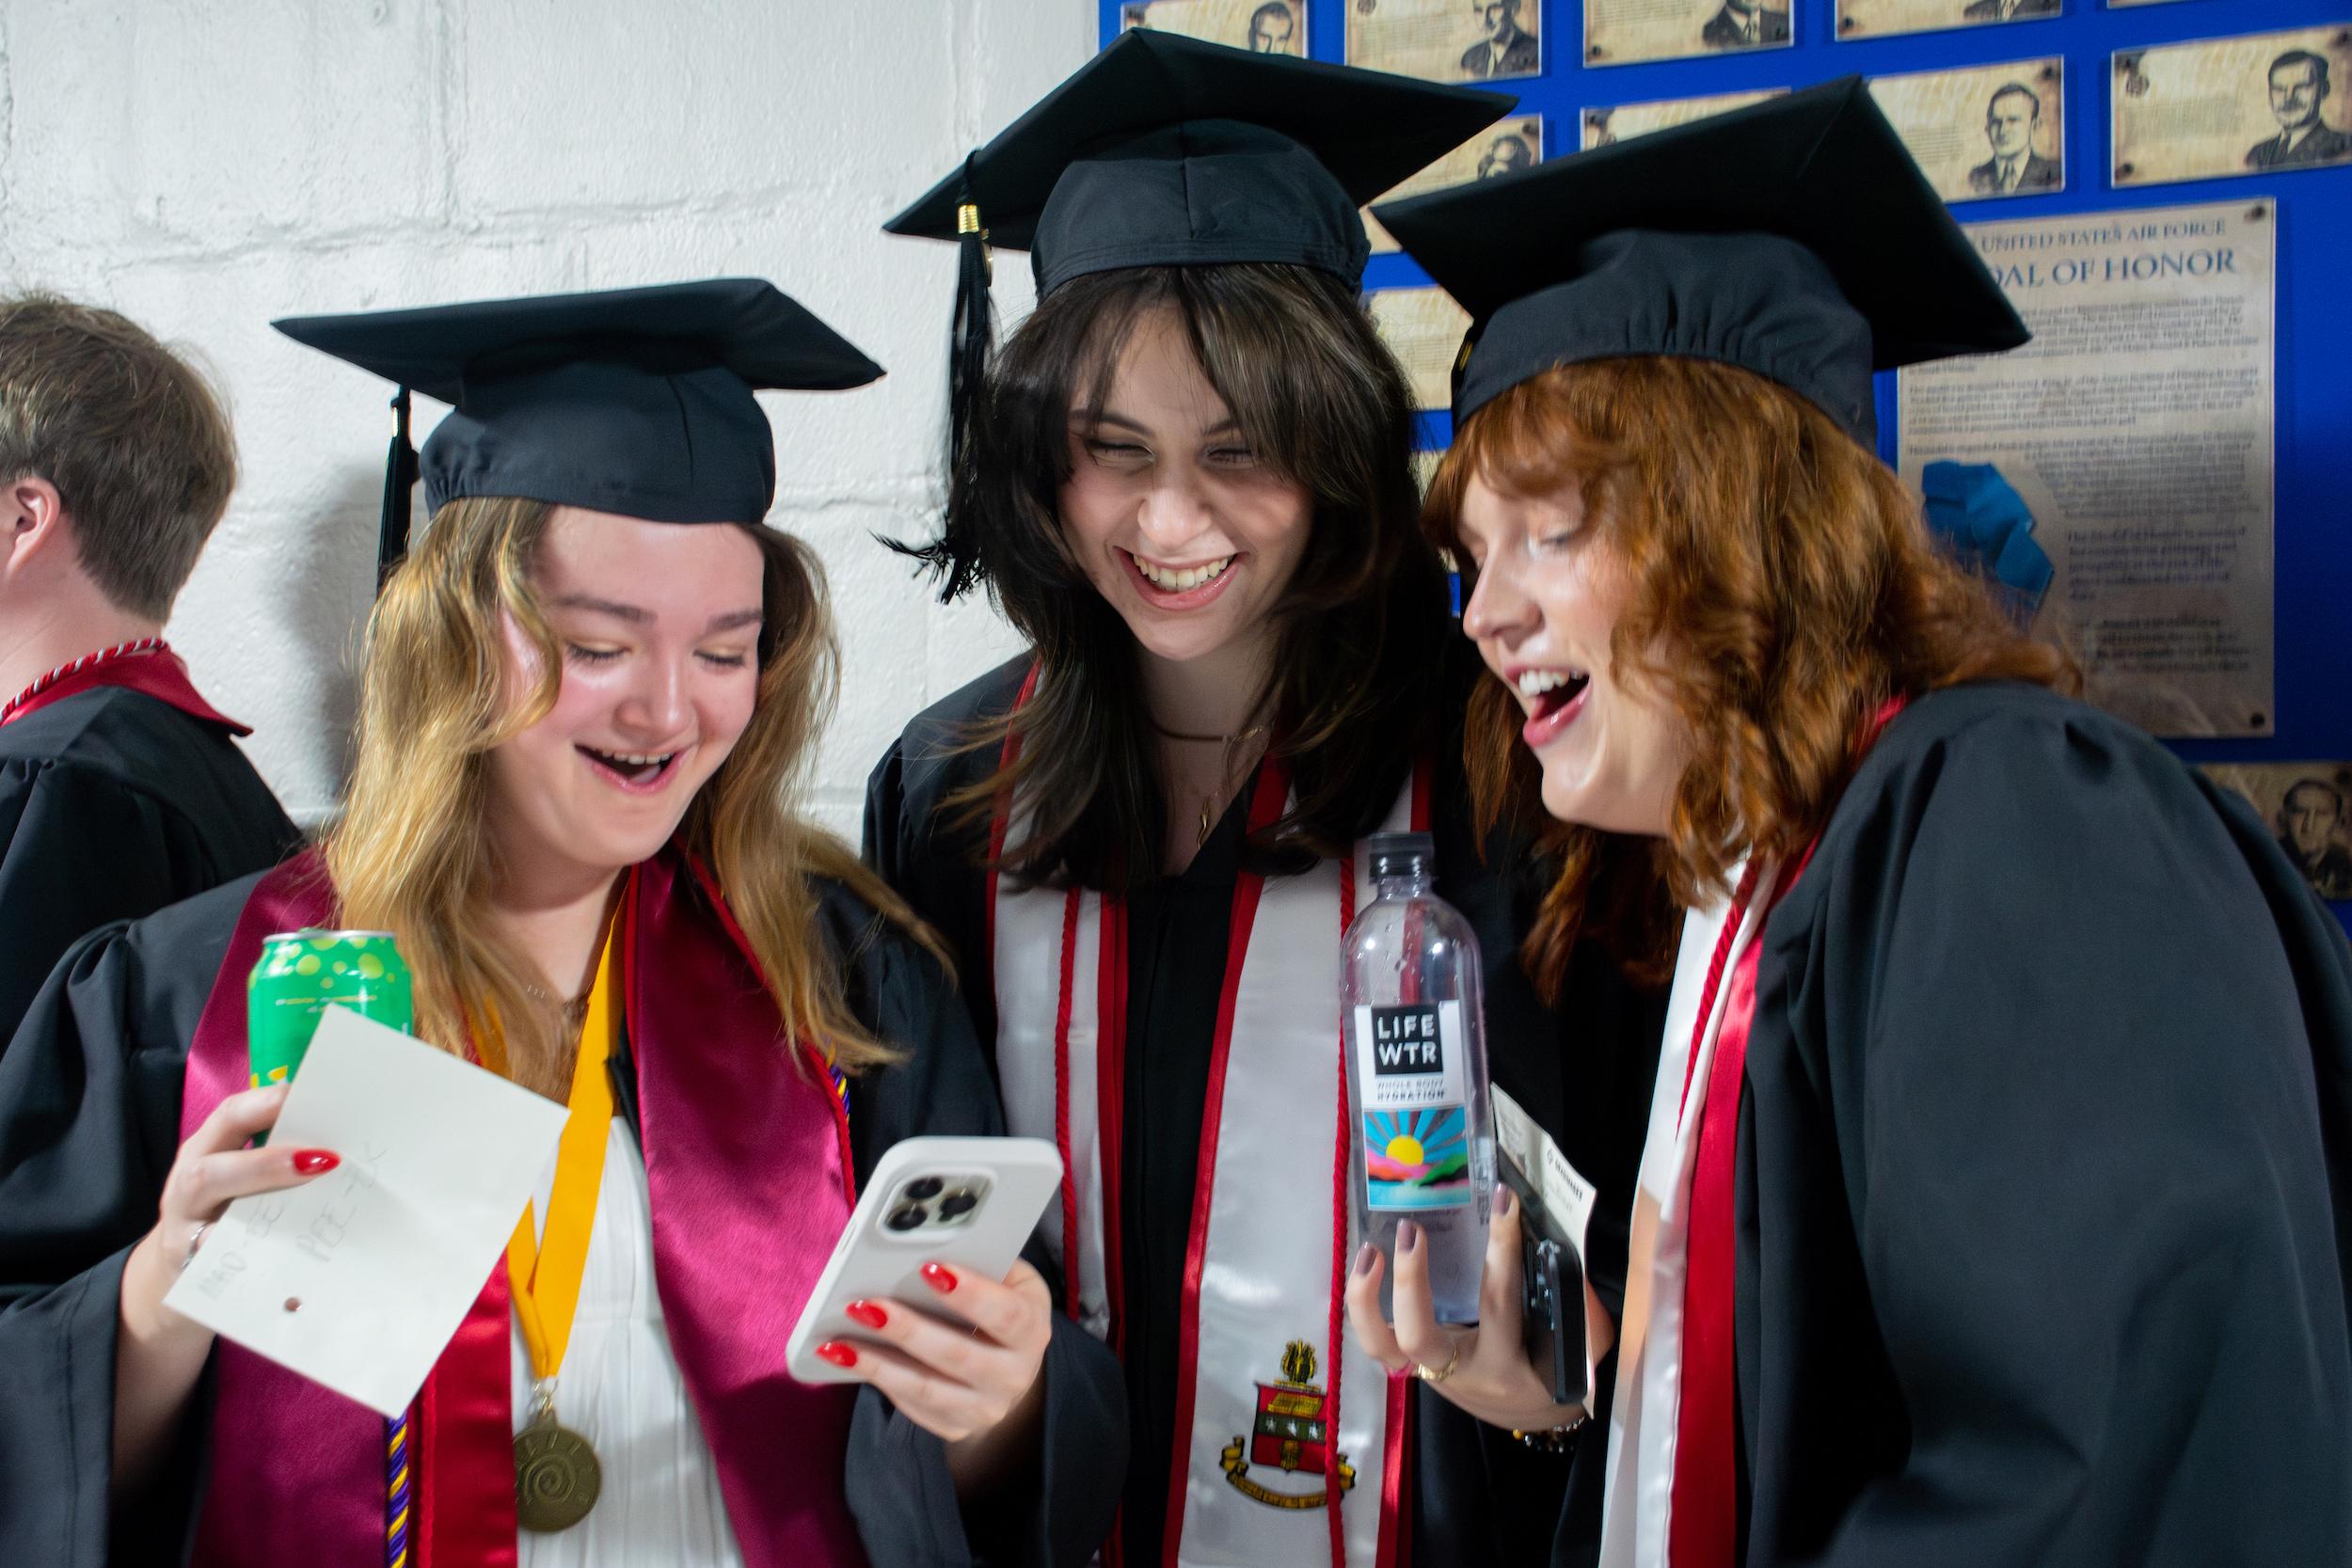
(376, 1070, 850, 1566)
(385, 1411, 411, 1567)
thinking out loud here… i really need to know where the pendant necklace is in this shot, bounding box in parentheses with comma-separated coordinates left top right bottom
(501, 936, 621, 1532)
(1152, 716, 1270, 846)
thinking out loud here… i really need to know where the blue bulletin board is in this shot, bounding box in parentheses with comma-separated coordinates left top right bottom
(1101, 0, 2352, 922)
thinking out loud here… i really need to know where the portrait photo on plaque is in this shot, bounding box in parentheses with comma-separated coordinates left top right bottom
(1347, 0, 1542, 85)
(2202, 764, 2352, 901)
(1580, 87, 1787, 149)
(1584, 0, 1792, 67)
(1367, 116, 1543, 253)
(1836, 0, 2059, 44)
(1364, 286, 1471, 411)
(1120, 0, 1306, 55)
(2115, 27, 2352, 185)
(1869, 60, 2065, 201)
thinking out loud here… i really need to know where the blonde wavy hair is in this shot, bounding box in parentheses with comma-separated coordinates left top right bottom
(322, 496, 930, 1094)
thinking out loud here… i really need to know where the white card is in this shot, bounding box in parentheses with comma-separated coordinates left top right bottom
(1492, 1085, 1598, 1262)
(164, 1006, 568, 1418)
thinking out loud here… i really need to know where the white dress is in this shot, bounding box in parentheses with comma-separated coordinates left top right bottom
(512, 1122, 744, 1568)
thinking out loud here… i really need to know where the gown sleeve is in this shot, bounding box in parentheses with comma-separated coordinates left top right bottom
(0, 758, 215, 1049)
(1743, 697, 2352, 1565)
(0, 882, 244, 1568)
(829, 888, 1127, 1568)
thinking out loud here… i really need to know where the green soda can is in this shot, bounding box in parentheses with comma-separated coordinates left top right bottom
(248, 931, 413, 1140)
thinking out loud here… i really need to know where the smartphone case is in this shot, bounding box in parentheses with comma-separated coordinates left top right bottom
(785, 1135, 1063, 1384)
(1500, 1145, 1591, 1408)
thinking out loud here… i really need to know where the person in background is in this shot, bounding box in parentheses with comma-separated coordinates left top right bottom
(1246, 2, 1295, 55)
(0, 294, 297, 1046)
(2280, 777, 2352, 899)
(1378, 79, 2352, 1567)
(1966, 82, 2060, 195)
(872, 33, 1666, 1567)
(0, 279, 1122, 1568)
(1461, 0, 1540, 78)
(2245, 49, 2352, 168)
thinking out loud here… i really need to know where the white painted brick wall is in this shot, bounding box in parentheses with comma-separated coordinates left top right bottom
(0, 0, 1084, 839)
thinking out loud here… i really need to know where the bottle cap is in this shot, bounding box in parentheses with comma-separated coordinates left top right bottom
(1368, 831, 1435, 880)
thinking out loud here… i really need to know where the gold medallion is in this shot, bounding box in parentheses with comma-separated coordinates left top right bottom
(515, 1416, 602, 1532)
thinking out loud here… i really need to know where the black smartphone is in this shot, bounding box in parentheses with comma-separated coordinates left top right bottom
(1501, 1148, 1589, 1408)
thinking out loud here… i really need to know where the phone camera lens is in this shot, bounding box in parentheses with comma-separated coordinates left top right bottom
(936, 1188, 978, 1222)
(884, 1202, 928, 1232)
(903, 1177, 945, 1202)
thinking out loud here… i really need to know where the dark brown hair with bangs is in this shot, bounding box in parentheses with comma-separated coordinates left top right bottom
(939, 262, 1449, 893)
(1422, 356, 2077, 995)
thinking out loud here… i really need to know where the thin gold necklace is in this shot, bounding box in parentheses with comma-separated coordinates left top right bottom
(1152, 717, 1270, 846)
(522, 979, 593, 1032)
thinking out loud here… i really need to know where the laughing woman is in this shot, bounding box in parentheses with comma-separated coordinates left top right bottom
(866, 35, 1668, 1568)
(0, 281, 1120, 1568)
(1380, 84, 2352, 1566)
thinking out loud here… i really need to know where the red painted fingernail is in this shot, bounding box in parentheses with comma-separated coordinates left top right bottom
(1396, 1220, 1420, 1254)
(844, 1299, 888, 1330)
(1495, 1182, 1517, 1217)
(1352, 1242, 1378, 1277)
(920, 1261, 958, 1293)
(817, 1340, 858, 1369)
(292, 1149, 341, 1175)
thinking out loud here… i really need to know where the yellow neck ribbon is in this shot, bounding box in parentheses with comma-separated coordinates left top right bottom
(491, 926, 620, 1387)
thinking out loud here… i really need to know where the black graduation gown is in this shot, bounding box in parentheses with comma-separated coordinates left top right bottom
(0, 685, 297, 1049)
(0, 870, 1124, 1568)
(865, 655, 1668, 1567)
(1732, 681, 2352, 1564)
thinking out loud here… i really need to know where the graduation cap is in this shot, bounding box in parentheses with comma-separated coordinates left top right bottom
(883, 28, 1513, 597)
(1371, 77, 2029, 445)
(274, 278, 883, 581)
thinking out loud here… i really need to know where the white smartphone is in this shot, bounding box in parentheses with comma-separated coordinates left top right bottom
(786, 1134, 1064, 1384)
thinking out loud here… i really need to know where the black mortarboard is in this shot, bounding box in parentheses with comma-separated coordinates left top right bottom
(883, 29, 1512, 598)
(274, 278, 883, 580)
(1372, 78, 2028, 445)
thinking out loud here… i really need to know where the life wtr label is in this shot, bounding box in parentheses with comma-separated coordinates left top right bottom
(1355, 1001, 1472, 1212)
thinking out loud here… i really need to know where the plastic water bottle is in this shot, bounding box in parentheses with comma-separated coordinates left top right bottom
(1343, 831, 1495, 1323)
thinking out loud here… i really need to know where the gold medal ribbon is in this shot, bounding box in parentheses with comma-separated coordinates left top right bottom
(478, 920, 621, 1532)
(499, 927, 619, 1388)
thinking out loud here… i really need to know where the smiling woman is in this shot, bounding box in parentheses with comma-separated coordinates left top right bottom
(0, 279, 1125, 1568)
(1380, 81, 2352, 1567)
(868, 32, 1675, 1568)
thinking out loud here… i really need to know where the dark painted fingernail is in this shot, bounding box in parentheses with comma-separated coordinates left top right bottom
(1397, 1220, 1420, 1254)
(1494, 1182, 1516, 1217)
(1352, 1242, 1378, 1276)
(845, 1299, 888, 1329)
(817, 1340, 858, 1369)
(292, 1149, 340, 1175)
(920, 1261, 958, 1293)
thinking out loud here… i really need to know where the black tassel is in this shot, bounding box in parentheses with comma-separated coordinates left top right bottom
(376, 387, 418, 591)
(884, 154, 993, 602)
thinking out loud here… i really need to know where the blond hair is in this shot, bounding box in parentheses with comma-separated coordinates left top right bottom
(323, 496, 928, 1094)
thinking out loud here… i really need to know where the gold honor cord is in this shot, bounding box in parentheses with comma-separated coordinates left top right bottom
(487, 927, 619, 1533)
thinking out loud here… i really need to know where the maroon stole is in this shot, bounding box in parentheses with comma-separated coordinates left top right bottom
(176, 847, 864, 1568)
(0, 640, 249, 732)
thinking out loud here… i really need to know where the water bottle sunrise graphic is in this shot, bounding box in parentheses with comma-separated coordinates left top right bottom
(1362, 1106, 1472, 1208)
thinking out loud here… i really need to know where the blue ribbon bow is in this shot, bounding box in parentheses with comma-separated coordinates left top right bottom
(1921, 461, 2053, 622)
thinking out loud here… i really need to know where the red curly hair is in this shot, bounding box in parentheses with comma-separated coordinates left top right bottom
(1423, 357, 2078, 996)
